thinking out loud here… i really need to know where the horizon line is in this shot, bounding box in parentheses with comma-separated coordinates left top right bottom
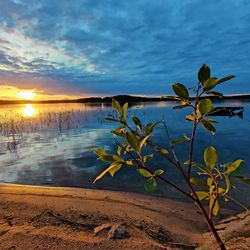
(0, 93, 250, 103)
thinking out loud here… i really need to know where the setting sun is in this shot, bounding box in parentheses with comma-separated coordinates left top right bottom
(17, 91, 37, 100)
(21, 104, 37, 117)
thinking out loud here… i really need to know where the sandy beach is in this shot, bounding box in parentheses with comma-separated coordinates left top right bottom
(0, 183, 249, 250)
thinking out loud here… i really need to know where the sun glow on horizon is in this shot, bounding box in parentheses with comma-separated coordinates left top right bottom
(17, 91, 37, 100)
(21, 104, 37, 117)
(0, 85, 85, 101)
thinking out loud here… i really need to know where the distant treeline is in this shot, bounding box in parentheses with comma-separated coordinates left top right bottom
(1, 94, 250, 105)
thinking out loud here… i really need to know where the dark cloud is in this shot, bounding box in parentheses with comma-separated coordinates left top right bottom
(0, 0, 249, 96)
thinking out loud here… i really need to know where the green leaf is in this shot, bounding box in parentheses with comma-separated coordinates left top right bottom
(117, 145, 122, 156)
(144, 123, 152, 134)
(224, 160, 244, 175)
(138, 168, 152, 177)
(113, 125, 124, 133)
(172, 83, 189, 99)
(171, 137, 188, 145)
(233, 175, 250, 185)
(217, 75, 235, 84)
(224, 175, 231, 194)
(186, 115, 195, 122)
(199, 98, 213, 115)
(192, 162, 212, 175)
(203, 77, 218, 91)
(196, 191, 209, 200)
(125, 132, 140, 152)
(112, 131, 124, 137)
(209, 185, 215, 193)
(144, 177, 157, 193)
(112, 126, 125, 137)
(105, 115, 120, 122)
(112, 155, 124, 162)
(94, 162, 122, 183)
(218, 188, 225, 194)
(92, 147, 107, 157)
(204, 146, 218, 169)
(212, 200, 220, 216)
(122, 103, 128, 120)
(209, 198, 214, 212)
(207, 177, 213, 187)
(159, 149, 169, 155)
(206, 91, 223, 99)
(198, 64, 210, 84)
(112, 99, 122, 117)
(99, 154, 116, 162)
(190, 178, 209, 190)
(204, 75, 235, 91)
(202, 118, 217, 124)
(125, 159, 133, 166)
(146, 153, 154, 158)
(139, 134, 151, 151)
(142, 154, 154, 163)
(173, 104, 190, 109)
(144, 121, 161, 135)
(98, 154, 124, 163)
(132, 116, 142, 130)
(154, 169, 164, 176)
(109, 163, 122, 177)
(201, 119, 216, 134)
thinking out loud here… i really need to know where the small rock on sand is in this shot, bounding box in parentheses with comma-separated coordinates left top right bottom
(107, 224, 130, 240)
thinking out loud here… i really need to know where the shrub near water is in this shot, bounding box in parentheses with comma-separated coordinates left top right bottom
(92, 65, 250, 250)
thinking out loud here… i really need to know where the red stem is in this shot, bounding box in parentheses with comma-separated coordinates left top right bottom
(187, 85, 201, 178)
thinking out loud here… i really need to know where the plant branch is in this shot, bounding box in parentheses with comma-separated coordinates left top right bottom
(113, 138, 195, 201)
(125, 122, 181, 169)
(115, 98, 225, 249)
(187, 84, 201, 178)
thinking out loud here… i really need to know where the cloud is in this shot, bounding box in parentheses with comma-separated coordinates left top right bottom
(0, 24, 98, 74)
(0, 0, 250, 97)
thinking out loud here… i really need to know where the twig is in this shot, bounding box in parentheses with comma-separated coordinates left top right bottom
(226, 195, 248, 211)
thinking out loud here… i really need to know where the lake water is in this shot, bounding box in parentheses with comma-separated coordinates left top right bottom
(0, 101, 249, 208)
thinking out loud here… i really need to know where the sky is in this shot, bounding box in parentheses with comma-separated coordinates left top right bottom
(0, 0, 250, 99)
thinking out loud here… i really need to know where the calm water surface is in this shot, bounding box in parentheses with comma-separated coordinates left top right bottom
(0, 101, 249, 208)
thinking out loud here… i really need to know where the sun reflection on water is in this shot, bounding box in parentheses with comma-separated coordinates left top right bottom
(22, 104, 37, 117)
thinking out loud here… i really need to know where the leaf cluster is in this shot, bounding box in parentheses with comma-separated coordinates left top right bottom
(92, 99, 167, 192)
(191, 146, 247, 216)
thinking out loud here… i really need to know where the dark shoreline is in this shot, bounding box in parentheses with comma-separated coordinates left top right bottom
(1, 94, 250, 105)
